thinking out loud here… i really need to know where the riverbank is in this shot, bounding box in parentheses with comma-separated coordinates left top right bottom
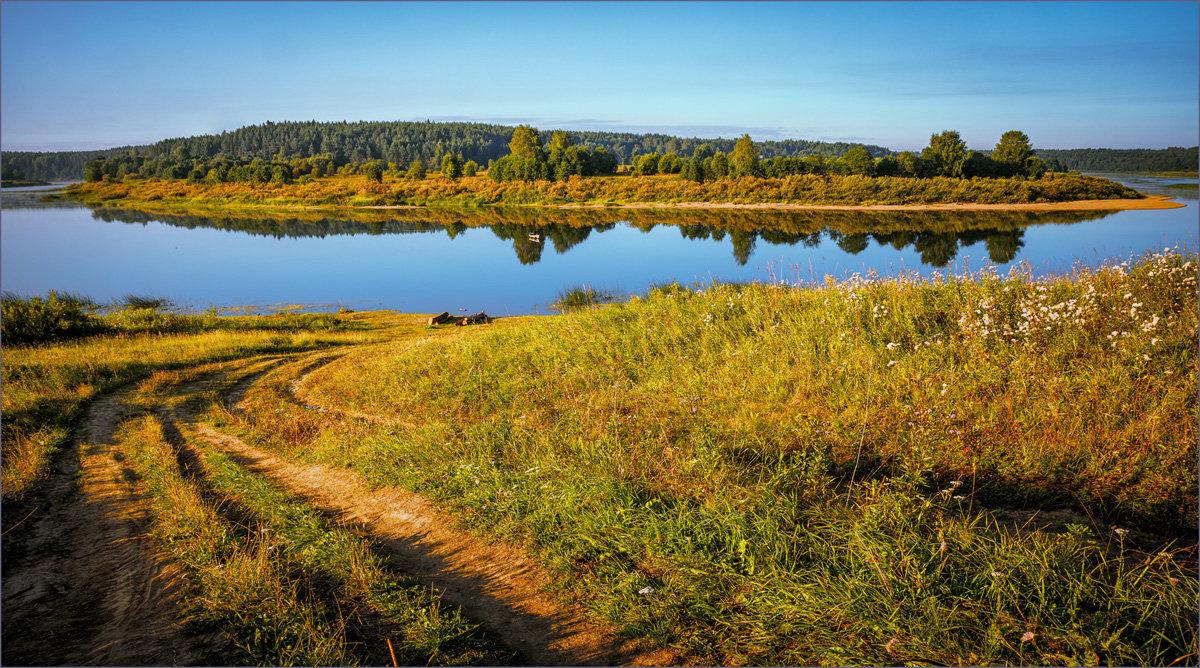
(1, 178, 51, 188)
(62, 171, 1150, 211)
(554, 194, 1184, 211)
(7, 247, 1194, 665)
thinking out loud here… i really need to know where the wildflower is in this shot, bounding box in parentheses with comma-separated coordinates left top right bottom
(884, 638, 899, 655)
(1113, 527, 1128, 536)
(990, 571, 1004, 577)
(953, 495, 965, 500)
(886, 342, 900, 350)
(1169, 577, 1180, 585)
(1021, 632, 1036, 643)
(949, 480, 963, 488)
(887, 360, 897, 368)
(637, 586, 656, 595)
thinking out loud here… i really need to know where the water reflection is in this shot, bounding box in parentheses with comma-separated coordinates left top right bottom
(80, 203, 1117, 268)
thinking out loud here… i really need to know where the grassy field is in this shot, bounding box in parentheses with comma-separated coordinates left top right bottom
(2, 247, 1196, 665)
(283, 247, 1199, 665)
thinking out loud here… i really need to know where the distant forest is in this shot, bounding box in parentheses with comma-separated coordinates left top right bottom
(1034, 147, 1198, 173)
(2, 120, 1195, 181)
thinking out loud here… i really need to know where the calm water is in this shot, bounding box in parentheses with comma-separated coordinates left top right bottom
(1, 175, 1195, 315)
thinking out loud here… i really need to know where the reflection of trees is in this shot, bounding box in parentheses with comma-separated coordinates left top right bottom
(86, 202, 1115, 269)
(913, 232, 960, 267)
(986, 230, 1025, 264)
(729, 230, 758, 266)
(833, 232, 870, 255)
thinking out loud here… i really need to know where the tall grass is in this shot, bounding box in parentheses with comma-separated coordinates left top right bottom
(550, 285, 621, 312)
(278, 247, 1197, 664)
(1, 290, 105, 345)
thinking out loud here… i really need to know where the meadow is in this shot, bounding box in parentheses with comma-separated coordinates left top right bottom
(2, 247, 1195, 665)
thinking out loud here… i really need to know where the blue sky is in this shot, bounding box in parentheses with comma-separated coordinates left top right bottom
(2, 1, 1196, 152)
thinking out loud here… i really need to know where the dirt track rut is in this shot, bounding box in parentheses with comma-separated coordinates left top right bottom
(2, 389, 228, 666)
(3, 353, 678, 666)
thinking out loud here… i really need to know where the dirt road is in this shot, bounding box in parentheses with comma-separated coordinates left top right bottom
(2, 352, 677, 666)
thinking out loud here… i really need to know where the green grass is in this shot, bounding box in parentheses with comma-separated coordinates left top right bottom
(274, 247, 1198, 665)
(113, 387, 519, 666)
(0, 307, 368, 500)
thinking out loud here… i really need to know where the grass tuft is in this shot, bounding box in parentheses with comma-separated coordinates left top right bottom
(550, 284, 621, 312)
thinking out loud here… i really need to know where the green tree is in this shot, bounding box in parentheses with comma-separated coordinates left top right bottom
(406, 159, 426, 180)
(83, 159, 104, 182)
(962, 151, 998, 178)
(587, 148, 618, 176)
(509, 125, 541, 159)
(441, 152, 462, 179)
(992, 130, 1034, 177)
(921, 131, 967, 178)
(363, 160, 384, 183)
(874, 156, 899, 176)
(707, 152, 730, 179)
(1024, 156, 1047, 179)
(729, 134, 760, 178)
(547, 130, 573, 157)
(632, 153, 661, 177)
(840, 147, 876, 176)
(462, 160, 479, 177)
(692, 143, 715, 162)
(895, 151, 923, 178)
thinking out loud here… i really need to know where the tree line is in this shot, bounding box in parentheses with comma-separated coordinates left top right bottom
(525, 130, 1054, 183)
(487, 127, 618, 182)
(5, 119, 1195, 182)
(1033, 147, 1197, 173)
(3, 120, 892, 181)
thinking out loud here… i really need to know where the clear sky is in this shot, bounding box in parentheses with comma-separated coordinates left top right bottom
(2, 1, 1196, 153)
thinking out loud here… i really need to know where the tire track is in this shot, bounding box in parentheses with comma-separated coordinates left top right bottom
(187, 350, 679, 666)
(1, 385, 230, 666)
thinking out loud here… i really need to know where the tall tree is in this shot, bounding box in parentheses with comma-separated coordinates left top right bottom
(992, 130, 1034, 177)
(547, 130, 573, 156)
(406, 159, 426, 180)
(921, 130, 967, 178)
(729, 134, 760, 178)
(441, 152, 462, 179)
(707, 152, 730, 178)
(992, 130, 1032, 164)
(509, 125, 542, 159)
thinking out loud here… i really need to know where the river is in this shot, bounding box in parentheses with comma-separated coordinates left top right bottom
(1, 175, 1194, 315)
